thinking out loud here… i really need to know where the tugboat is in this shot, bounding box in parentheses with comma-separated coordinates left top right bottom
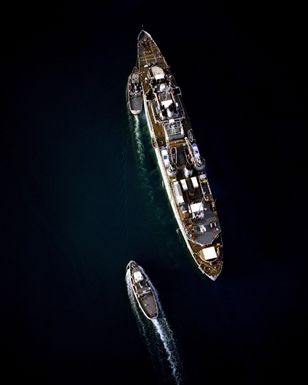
(126, 260, 159, 320)
(127, 66, 143, 115)
(134, 30, 223, 280)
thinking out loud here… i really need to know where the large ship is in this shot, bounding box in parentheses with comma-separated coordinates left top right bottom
(134, 31, 223, 280)
(126, 260, 159, 320)
(126, 66, 143, 115)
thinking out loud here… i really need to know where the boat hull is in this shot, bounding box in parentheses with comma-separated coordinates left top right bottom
(127, 260, 159, 320)
(127, 67, 143, 115)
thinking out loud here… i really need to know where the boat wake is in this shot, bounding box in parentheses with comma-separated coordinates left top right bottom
(128, 112, 154, 203)
(126, 270, 183, 385)
(132, 114, 146, 166)
(128, 112, 173, 227)
(151, 317, 182, 385)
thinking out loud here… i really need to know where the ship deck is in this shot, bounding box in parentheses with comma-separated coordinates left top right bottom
(136, 31, 223, 279)
(138, 33, 168, 147)
(130, 262, 158, 319)
(138, 292, 158, 319)
(138, 31, 168, 69)
(129, 94, 143, 113)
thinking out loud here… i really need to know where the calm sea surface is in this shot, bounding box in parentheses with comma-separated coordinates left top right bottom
(1, 3, 306, 384)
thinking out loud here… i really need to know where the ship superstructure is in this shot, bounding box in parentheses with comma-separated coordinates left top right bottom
(134, 31, 223, 280)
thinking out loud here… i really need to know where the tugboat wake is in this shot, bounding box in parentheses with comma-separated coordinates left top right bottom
(126, 264, 182, 384)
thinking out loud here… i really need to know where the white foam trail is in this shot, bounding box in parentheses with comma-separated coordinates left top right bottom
(129, 113, 155, 202)
(119, 126, 129, 245)
(126, 269, 182, 384)
(152, 314, 182, 384)
(132, 114, 145, 166)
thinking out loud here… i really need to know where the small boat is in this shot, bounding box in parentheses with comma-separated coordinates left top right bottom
(127, 66, 143, 115)
(126, 260, 159, 320)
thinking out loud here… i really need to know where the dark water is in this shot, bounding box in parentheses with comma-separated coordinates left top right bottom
(1, 1, 307, 384)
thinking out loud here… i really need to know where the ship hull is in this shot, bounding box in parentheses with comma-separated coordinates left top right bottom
(136, 31, 223, 280)
(142, 94, 219, 281)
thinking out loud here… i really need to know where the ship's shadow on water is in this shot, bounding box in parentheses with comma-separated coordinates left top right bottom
(125, 270, 183, 385)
